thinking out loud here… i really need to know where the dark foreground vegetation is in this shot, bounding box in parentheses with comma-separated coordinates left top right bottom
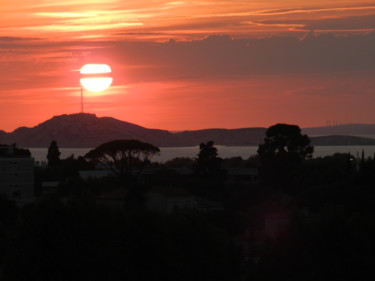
(1, 124, 375, 280)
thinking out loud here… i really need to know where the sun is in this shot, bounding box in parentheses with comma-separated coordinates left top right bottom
(80, 64, 113, 92)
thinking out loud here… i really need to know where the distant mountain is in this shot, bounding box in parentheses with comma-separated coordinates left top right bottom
(303, 124, 375, 137)
(175, 128, 266, 146)
(0, 113, 267, 147)
(310, 135, 375, 146)
(1, 114, 375, 148)
(0, 113, 178, 148)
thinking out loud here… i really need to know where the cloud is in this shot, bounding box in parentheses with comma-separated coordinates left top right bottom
(106, 32, 375, 84)
(1, 31, 374, 93)
(258, 14, 375, 31)
(0, 36, 39, 42)
(251, 4, 375, 16)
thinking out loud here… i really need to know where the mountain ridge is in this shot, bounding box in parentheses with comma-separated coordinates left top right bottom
(302, 124, 375, 137)
(1, 113, 375, 147)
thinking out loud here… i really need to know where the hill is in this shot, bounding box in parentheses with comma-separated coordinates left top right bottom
(303, 124, 375, 138)
(310, 135, 375, 146)
(0, 113, 178, 148)
(1, 114, 375, 147)
(0, 113, 266, 147)
(174, 128, 266, 146)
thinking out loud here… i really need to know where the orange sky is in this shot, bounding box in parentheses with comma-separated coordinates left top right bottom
(1, 0, 375, 132)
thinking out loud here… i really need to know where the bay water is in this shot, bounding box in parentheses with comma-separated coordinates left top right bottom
(29, 146, 375, 164)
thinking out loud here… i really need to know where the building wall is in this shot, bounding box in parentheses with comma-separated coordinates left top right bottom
(0, 157, 34, 199)
(146, 192, 197, 213)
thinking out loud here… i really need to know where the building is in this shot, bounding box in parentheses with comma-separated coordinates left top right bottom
(96, 188, 129, 210)
(225, 167, 259, 184)
(146, 186, 198, 213)
(79, 169, 115, 180)
(145, 186, 224, 214)
(0, 144, 34, 205)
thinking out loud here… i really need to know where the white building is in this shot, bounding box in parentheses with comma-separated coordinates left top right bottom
(0, 144, 34, 205)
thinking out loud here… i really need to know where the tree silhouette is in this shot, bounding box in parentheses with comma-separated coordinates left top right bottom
(196, 141, 222, 176)
(85, 139, 160, 179)
(257, 124, 313, 188)
(47, 140, 61, 167)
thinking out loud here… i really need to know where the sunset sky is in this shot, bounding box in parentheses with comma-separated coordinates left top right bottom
(1, 0, 375, 132)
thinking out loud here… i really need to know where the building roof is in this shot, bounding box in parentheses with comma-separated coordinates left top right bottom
(97, 188, 129, 199)
(149, 186, 193, 197)
(0, 144, 31, 158)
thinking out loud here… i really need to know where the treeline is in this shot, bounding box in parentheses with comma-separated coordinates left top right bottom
(0, 198, 242, 281)
(1, 124, 375, 280)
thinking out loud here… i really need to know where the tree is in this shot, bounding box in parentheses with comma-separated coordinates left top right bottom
(47, 140, 61, 166)
(196, 141, 222, 176)
(258, 123, 313, 163)
(257, 124, 313, 187)
(85, 140, 160, 179)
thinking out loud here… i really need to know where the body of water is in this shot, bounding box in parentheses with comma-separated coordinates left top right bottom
(29, 146, 375, 163)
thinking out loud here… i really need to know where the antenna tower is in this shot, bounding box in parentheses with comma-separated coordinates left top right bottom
(80, 87, 84, 113)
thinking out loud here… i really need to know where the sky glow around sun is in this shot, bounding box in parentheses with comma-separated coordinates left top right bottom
(0, 0, 375, 131)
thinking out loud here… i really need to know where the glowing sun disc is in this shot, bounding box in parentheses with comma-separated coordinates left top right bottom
(81, 64, 111, 74)
(80, 64, 113, 92)
(80, 77, 113, 92)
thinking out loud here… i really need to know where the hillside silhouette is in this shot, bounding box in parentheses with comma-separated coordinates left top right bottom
(303, 124, 375, 137)
(1, 113, 375, 147)
(0, 113, 266, 147)
(0, 114, 176, 147)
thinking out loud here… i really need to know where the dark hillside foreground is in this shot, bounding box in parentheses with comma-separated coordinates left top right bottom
(1, 125, 375, 281)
